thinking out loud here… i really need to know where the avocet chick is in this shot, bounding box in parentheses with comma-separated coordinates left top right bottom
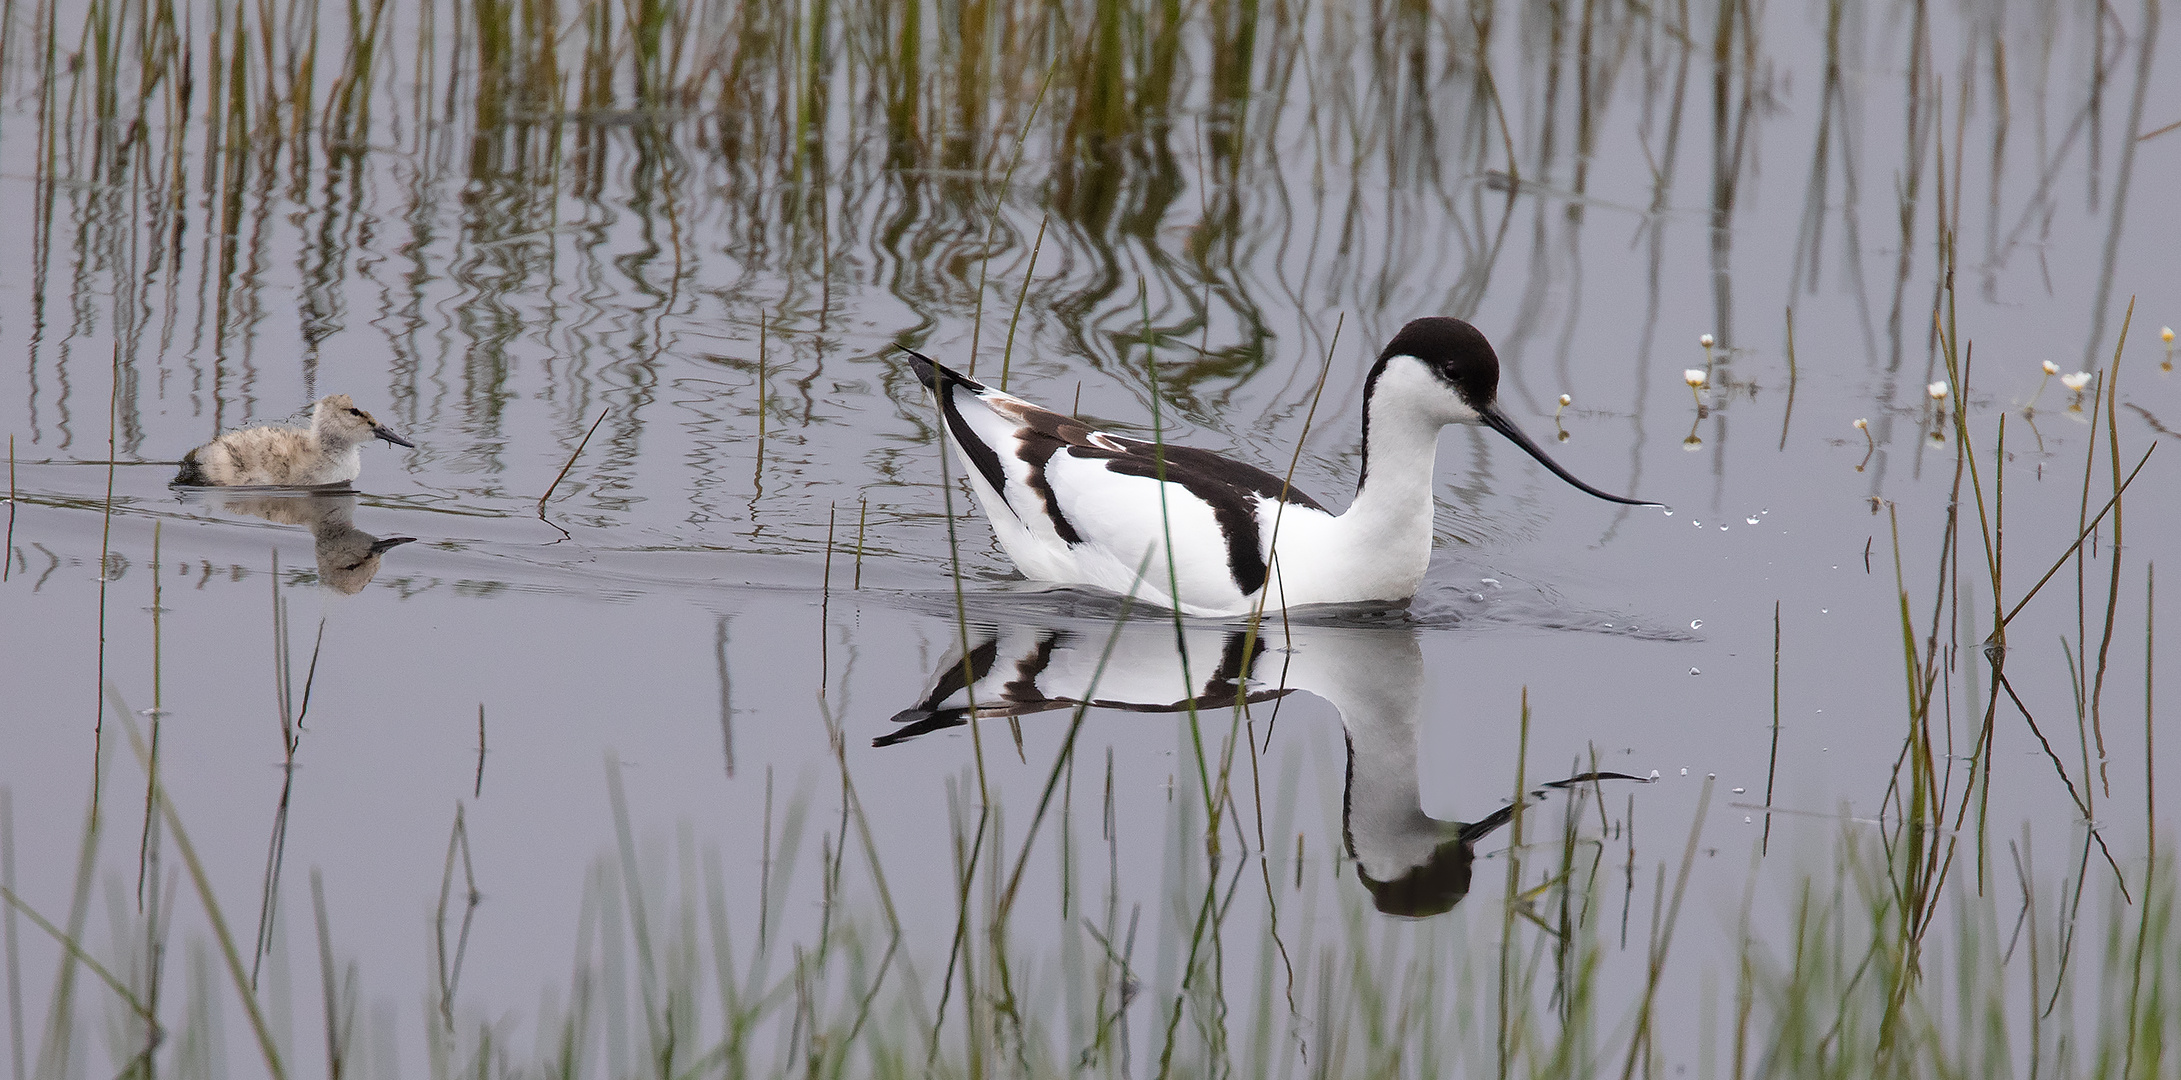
(174, 395, 414, 486)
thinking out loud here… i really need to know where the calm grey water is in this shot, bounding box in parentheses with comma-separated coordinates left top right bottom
(2, 0, 2177, 1074)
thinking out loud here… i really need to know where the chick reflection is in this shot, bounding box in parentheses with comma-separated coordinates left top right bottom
(879, 619, 1634, 919)
(220, 493, 415, 594)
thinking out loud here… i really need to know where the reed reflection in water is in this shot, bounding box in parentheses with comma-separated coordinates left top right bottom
(9, 0, 2161, 576)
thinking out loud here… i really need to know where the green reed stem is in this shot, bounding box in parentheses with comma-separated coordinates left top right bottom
(997, 214, 1048, 392)
(114, 694, 288, 1080)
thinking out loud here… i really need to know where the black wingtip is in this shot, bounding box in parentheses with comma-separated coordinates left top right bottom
(896, 347, 982, 394)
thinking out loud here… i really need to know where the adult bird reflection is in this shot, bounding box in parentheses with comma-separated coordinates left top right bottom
(220, 492, 416, 594)
(878, 616, 1637, 919)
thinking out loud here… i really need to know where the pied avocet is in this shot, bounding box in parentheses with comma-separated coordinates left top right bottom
(905, 317, 1655, 617)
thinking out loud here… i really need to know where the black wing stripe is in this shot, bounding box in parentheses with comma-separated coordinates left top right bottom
(1089, 441, 1322, 599)
(1018, 433, 1086, 544)
(904, 351, 1015, 514)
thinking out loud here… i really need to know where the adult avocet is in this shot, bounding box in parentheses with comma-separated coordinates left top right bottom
(905, 316, 1656, 617)
(174, 394, 415, 487)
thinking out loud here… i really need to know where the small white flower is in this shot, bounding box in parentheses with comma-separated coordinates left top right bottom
(1699, 333, 1716, 349)
(2042, 360, 2059, 375)
(2061, 371, 2092, 391)
(1558, 393, 1572, 406)
(1853, 418, 1868, 430)
(1684, 369, 1707, 387)
(1927, 381, 1948, 400)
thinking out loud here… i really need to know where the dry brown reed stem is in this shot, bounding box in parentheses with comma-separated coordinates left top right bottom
(1779, 306, 1799, 450)
(473, 704, 486, 799)
(844, 496, 867, 593)
(429, 801, 481, 1035)
(2089, 299, 2137, 799)
(819, 501, 834, 688)
(95, 340, 120, 777)
(538, 408, 610, 514)
(754, 313, 769, 498)
(2000, 448, 2153, 630)
(5, 434, 15, 583)
(1764, 600, 1781, 856)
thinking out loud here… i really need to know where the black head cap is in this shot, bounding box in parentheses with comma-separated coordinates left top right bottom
(1378, 317, 1500, 410)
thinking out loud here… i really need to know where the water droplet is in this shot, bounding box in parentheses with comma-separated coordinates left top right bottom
(1820, 608, 1828, 614)
(1720, 524, 1729, 531)
(1471, 592, 1487, 602)
(1745, 516, 1759, 525)
(1663, 509, 1674, 516)
(1732, 787, 1746, 794)
(1706, 772, 1716, 779)
(1690, 619, 1703, 629)
(1689, 667, 1701, 676)
(1744, 815, 1753, 823)
(1648, 770, 1662, 780)
(1693, 520, 1702, 527)
(1680, 768, 1689, 776)
(1479, 577, 1501, 588)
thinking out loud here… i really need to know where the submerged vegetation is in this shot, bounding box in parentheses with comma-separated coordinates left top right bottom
(1, 0, 2174, 1076)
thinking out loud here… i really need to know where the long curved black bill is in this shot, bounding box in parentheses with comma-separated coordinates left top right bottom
(373, 425, 417, 448)
(1479, 404, 1660, 507)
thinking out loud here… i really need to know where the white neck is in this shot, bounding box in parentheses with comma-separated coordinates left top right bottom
(1313, 356, 1474, 600)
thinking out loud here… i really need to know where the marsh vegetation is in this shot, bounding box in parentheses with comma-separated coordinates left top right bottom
(1, 0, 2176, 1076)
